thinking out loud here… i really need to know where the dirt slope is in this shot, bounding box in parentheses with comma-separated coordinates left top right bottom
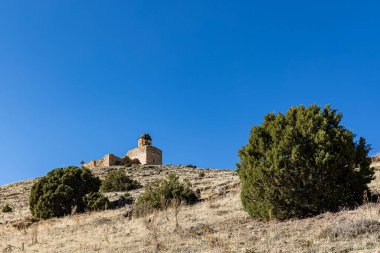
(0, 164, 379, 253)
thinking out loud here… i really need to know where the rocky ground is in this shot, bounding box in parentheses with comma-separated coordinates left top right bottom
(0, 163, 380, 253)
(0, 165, 239, 223)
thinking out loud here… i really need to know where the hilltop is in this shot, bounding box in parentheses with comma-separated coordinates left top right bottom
(0, 163, 380, 252)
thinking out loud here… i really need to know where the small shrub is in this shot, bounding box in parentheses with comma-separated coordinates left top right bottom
(100, 170, 142, 192)
(238, 105, 374, 221)
(134, 173, 198, 217)
(186, 164, 197, 168)
(29, 166, 101, 219)
(2, 204, 13, 213)
(84, 192, 113, 211)
(198, 171, 205, 178)
(188, 223, 214, 236)
(143, 211, 163, 251)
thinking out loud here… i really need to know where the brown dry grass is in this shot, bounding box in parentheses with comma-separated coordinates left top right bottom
(0, 164, 379, 252)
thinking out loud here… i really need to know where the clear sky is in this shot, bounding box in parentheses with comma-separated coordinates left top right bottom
(0, 1, 379, 185)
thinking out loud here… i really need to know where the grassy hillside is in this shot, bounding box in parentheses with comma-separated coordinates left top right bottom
(0, 164, 379, 253)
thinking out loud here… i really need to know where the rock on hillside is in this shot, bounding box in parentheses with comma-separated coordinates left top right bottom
(372, 154, 380, 168)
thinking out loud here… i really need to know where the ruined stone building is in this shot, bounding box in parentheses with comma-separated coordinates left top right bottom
(83, 134, 162, 169)
(126, 134, 162, 165)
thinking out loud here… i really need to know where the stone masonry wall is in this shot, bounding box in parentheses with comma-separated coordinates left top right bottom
(84, 154, 123, 169)
(126, 146, 148, 164)
(126, 146, 162, 165)
(146, 146, 162, 165)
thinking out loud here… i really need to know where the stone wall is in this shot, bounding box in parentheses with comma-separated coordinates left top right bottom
(84, 160, 97, 169)
(126, 147, 147, 164)
(84, 154, 124, 169)
(126, 146, 162, 165)
(146, 146, 162, 165)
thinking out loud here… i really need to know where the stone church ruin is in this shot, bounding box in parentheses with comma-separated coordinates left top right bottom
(83, 134, 162, 169)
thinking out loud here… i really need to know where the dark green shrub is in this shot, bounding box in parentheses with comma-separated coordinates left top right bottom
(84, 192, 112, 211)
(134, 173, 198, 217)
(123, 162, 132, 168)
(238, 104, 374, 221)
(29, 166, 101, 219)
(100, 170, 142, 192)
(198, 171, 205, 178)
(112, 193, 134, 208)
(2, 204, 12, 213)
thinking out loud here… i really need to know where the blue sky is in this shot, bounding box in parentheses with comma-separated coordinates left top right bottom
(0, 1, 379, 185)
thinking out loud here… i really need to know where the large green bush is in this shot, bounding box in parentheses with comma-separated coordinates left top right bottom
(100, 170, 142, 192)
(238, 105, 374, 221)
(134, 173, 198, 217)
(29, 166, 101, 219)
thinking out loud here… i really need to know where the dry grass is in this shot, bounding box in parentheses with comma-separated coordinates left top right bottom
(0, 164, 379, 252)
